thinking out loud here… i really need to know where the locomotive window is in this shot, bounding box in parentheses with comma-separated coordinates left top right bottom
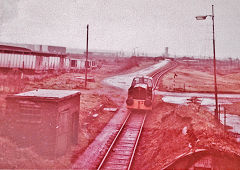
(148, 80, 153, 87)
(131, 79, 136, 86)
(132, 77, 152, 86)
(137, 77, 145, 84)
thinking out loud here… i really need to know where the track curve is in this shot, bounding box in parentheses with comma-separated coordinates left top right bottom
(151, 61, 178, 90)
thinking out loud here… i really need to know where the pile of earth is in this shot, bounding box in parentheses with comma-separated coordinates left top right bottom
(132, 102, 240, 169)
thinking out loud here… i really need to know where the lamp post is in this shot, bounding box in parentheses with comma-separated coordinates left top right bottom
(196, 5, 218, 118)
(85, 24, 89, 88)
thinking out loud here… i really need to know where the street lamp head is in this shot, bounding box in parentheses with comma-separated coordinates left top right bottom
(195, 16, 207, 20)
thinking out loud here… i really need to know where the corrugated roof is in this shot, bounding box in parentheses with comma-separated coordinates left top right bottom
(0, 44, 32, 52)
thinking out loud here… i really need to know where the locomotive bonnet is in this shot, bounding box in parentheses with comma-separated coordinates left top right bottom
(126, 76, 153, 111)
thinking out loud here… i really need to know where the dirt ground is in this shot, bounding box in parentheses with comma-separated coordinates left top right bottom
(161, 62, 240, 116)
(1, 58, 240, 169)
(133, 102, 240, 169)
(161, 65, 240, 93)
(132, 61, 240, 169)
(0, 57, 158, 169)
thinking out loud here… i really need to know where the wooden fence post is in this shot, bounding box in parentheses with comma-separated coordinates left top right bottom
(218, 104, 221, 122)
(224, 107, 227, 131)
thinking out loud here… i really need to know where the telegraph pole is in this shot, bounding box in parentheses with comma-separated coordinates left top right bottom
(212, 5, 218, 118)
(85, 24, 89, 88)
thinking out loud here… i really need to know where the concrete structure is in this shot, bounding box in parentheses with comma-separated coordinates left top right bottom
(6, 89, 81, 158)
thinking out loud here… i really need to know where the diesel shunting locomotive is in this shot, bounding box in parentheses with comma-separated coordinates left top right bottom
(126, 76, 153, 111)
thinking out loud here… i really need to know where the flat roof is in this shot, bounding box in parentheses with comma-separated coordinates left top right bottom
(8, 89, 80, 101)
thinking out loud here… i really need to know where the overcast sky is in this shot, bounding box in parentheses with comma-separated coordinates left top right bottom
(0, 0, 239, 58)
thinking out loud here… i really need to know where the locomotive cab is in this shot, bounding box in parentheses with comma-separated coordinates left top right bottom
(126, 76, 153, 111)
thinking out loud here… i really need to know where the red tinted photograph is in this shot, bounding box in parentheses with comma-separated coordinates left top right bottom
(0, 0, 240, 169)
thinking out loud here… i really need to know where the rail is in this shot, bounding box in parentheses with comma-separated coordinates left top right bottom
(97, 61, 177, 169)
(97, 112, 146, 170)
(128, 113, 146, 170)
(151, 61, 178, 90)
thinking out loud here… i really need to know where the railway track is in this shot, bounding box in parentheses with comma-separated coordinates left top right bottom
(152, 61, 178, 90)
(97, 61, 177, 170)
(73, 60, 177, 169)
(97, 111, 146, 170)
